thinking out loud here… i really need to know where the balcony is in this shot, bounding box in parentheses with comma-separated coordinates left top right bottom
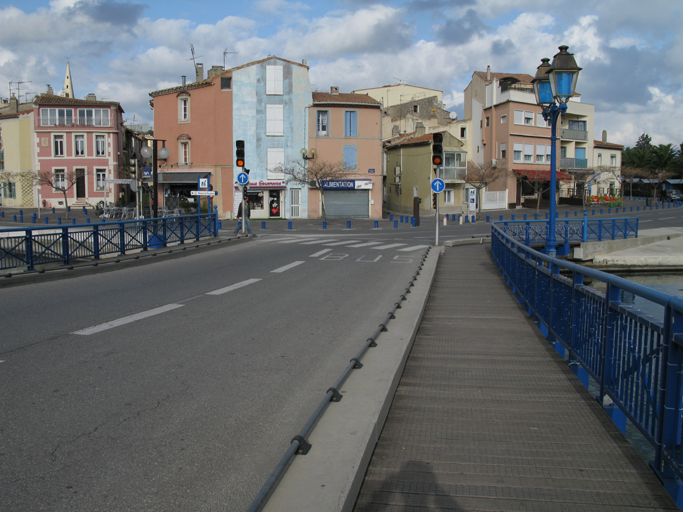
(561, 158, 588, 169)
(561, 129, 588, 141)
(36, 117, 114, 128)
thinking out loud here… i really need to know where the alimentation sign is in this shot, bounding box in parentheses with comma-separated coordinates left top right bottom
(322, 179, 373, 190)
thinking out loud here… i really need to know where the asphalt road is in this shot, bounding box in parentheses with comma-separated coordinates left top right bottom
(0, 233, 429, 511)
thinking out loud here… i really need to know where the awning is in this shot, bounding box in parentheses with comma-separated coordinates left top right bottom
(513, 169, 572, 181)
(158, 171, 212, 184)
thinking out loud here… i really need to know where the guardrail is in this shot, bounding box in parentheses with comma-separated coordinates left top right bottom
(0, 212, 219, 271)
(246, 248, 433, 512)
(491, 223, 683, 490)
(495, 217, 638, 250)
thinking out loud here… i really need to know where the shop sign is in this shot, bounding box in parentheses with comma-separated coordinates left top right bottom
(234, 180, 286, 189)
(322, 179, 373, 190)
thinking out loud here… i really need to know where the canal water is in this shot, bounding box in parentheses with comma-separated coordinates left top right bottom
(585, 273, 683, 465)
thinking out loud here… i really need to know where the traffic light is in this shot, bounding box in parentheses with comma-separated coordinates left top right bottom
(235, 140, 245, 167)
(432, 133, 443, 166)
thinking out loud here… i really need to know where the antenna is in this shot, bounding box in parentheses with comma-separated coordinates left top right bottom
(188, 44, 202, 74)
(393, 77, 406, 85)
(9, 81, 32, 101)
(223, 48, 237, 69)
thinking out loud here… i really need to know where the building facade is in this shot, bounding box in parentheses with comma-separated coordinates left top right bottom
(306, 89, 383, 219)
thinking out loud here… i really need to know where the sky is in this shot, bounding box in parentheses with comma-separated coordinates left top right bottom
(1, 0, 682, 147)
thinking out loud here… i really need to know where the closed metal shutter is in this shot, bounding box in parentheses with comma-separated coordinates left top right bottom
(323, 190, 369, 218)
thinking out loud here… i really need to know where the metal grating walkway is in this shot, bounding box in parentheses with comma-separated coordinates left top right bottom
(353, 244, 678, 512)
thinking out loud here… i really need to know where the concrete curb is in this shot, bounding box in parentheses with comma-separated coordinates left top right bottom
(443, 236, 491, 247)
(261, 247, 441, 512)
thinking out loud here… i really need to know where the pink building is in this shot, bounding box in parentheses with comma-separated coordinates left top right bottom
(35, 94, 125, 209)
(307, 89, 383, 218)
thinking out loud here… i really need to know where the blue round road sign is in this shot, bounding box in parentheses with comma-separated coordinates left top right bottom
(431, 178, 445, 193)
(237, 172, 249, 185)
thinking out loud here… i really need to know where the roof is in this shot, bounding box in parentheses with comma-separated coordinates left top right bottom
(151, 55, 309, 97)
(513, 169, 572, 181)
(353, 84, 442, 94)
(385, 131, 445, 148)
(473, 71, 534, 85)
(312, 92, 381, 107)
(34, 94, 122, 109)
(594, 140, 624, 149)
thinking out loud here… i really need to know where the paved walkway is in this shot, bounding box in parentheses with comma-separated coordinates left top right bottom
(353, 244, 678, 511)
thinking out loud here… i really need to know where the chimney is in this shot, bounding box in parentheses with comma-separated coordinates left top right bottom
(182, 76, 186, 86)
(330, 86, 339, 95)
(9, 95, 18, 113)
(208, 65, 224, 79)
(86, 93, 97, 101)
(415, 122, 425, 137)
(602, 130, 607, 143)
(302, 59, 307, 66)
(47, 84, 54, 95)
(196, 63, 204, 82)
(486, 65, 491, 81)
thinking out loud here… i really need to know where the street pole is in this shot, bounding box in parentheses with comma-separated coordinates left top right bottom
(435, 192, 440, 247)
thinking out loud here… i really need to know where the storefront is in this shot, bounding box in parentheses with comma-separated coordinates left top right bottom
(233, 180, 286, 219)
(321, 179, 372, 218)
(159, 171, 213, 210)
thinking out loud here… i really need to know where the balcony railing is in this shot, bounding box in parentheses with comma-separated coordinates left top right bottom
(561, 129, 588, 141)
(561, 158, 588, 169)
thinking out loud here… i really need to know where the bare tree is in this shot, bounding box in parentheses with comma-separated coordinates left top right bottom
(35, 169, 89, 219)
(276, 159, 350, 219)
(465, 160, 508, 218)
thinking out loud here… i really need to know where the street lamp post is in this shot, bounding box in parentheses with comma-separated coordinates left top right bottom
(140, 140, 170, 219)
(532, 45, 581, 257)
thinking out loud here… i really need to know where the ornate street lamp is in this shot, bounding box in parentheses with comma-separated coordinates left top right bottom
(531, 45, 581, 257)
(140, 140, 170, 218)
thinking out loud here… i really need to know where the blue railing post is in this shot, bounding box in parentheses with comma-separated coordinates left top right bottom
(62, 227, 69, 265)
(599, 282, 621, 403)
(323, 221, 327, 230)
(142, 220, 148, 251)
(25, 230, 34, 271)
(119, 222, 126, 255)
(93, 224, 100, 259)
(179, 217, 185, 244)
(214, 205, 219, 235)
(582, 210, 588, 242)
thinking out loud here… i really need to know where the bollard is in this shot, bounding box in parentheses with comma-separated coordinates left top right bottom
(465, 215, 469, 223)
(511, 214, 515, 221)
(52, 207, 55, 214)
(347, 220, 351, 229)
(486, 215, 490, 223)
(471, 215, 476, 223)
(374, 220, 379, 229)
(592, 209, 595, 215)
(400, 215, 404, 223)
(83, 206, 87, 214)
(412, 218, 416, 227)
(545, 213, 549, 219)
(261, 221, 266, 229)
(45, 217, 49, 224)
(58, 217, 62, 225)
(574, 210, 578, 217)
(323, 220, 327, 230)
(631, 206, 633, 212)
(608, 208, 611, 214)
(565, 211, 569, 218)
(0, 211, 3, 217)
(524, 214, 527, 220)
(499, 215, 503, 221)
(288, 220, 292, 229)
(443, 215, 447, 226)
(72, 218, 76, 224)
(13, 215, 17, 222)
(459, 215, 463, 225)
(87, 218, 91, 224)
(452, 214, 456, 221)
(394, 219, 398, 228)
(32, 213, 37, 223)
(390, 214, 393, 221)
(600, 208, 603, 215)
(67, 206, 71, 213)
(534, 213, 538, 220)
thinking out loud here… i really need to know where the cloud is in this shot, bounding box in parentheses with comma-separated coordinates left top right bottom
(65, 0, 147, 26)
(435, 9, 488, 45)
(253, 0, 310, 15)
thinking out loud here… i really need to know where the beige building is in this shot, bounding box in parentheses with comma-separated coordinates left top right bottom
(0, 99, 38, 207)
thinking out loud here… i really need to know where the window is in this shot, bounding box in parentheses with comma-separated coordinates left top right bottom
(41, 108, 73, 126)
(500, 115, 507, 124)
(514, 110, 524, 125)
(413, 105, 419, 114)
(513, 143, 523, 162)
(267, 148, 285, 179)
(54, 169, 66, 190)
(266, 65, 283, 95)
(460, 126, 467, 139)
(78, 108, 110, 127)
(179, 141, 190, 165)
(546, 145, 552, 162)
(317, 111, 328, 136)
(444, 189, 454, 205)
(53, 135, 64, 157)
(95, 135, 106, 157)
(345, 111, 357, 137)
(96, 169, 106, 190)
(266, 104, 284, 136)
(3, 181, 16, 199)
(221, 77, 232, 90)
(74, 135, 85, 156)
(611, 154, 617, 166)
(179, 97, 189, 122)
(597, 154, 603, 166)
(524, 144, 533, 162)
(524, 112, 534, 125)
(568, 120, 586, 131)
(537, 113, 548, 127)
(443, 152, 467, 180)
(343, 145, 357, 169)
(500, 142, 507, 159)
(536, 146, 544, 163)
(485, 116, 490, 127)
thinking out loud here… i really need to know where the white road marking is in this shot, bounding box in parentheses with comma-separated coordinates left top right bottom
(397, 245, 430, 252)
(372, 243, 408, 250)
(310, 249, 332, 257)
(73, 304, 184, 335)
(324, 240, 361, 246)
(660, 217, 675, 220)
(347, 241, 384, 248)
(301, 239, 338, 245)
(206, 278, 262, 296)
(272, 261, 305, 273)
(278, 238, 322, 244)
(640, 220, 652, 223)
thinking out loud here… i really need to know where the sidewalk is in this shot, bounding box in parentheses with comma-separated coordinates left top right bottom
(353, 244, 677, 511)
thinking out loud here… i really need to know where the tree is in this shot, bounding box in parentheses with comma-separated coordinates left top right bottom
(275, 159, 350, 219)
(465, 160, 508, 218)
(635, 133, 653, 152)
(35, 169, 88, 219)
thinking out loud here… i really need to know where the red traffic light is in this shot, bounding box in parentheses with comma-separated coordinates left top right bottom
(236, 140, 245, 167)
(432, 155, 443, 166)
(432, 133, 443, 166)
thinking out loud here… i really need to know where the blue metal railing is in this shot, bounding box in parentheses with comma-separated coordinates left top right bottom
(491, 223, 683, 487)
(0, 212, 219, 271)
(496, 217, 638, 246)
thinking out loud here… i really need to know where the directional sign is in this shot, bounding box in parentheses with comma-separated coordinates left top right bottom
(431, 178, 445, 193)
(237, 172, 249, 185)
(191, 190, 218, 196)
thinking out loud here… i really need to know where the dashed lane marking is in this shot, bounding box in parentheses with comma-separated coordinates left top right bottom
(310, 249, 332, 258)
(347, 241, 384, 248)
(371, 243, 408, 250)
(323, 240, 362, 246)
(73, 304, 184, 335)
(206, 278, 262, 296)
(272, 261, 306, 273)
(397, 245, 430, 252)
